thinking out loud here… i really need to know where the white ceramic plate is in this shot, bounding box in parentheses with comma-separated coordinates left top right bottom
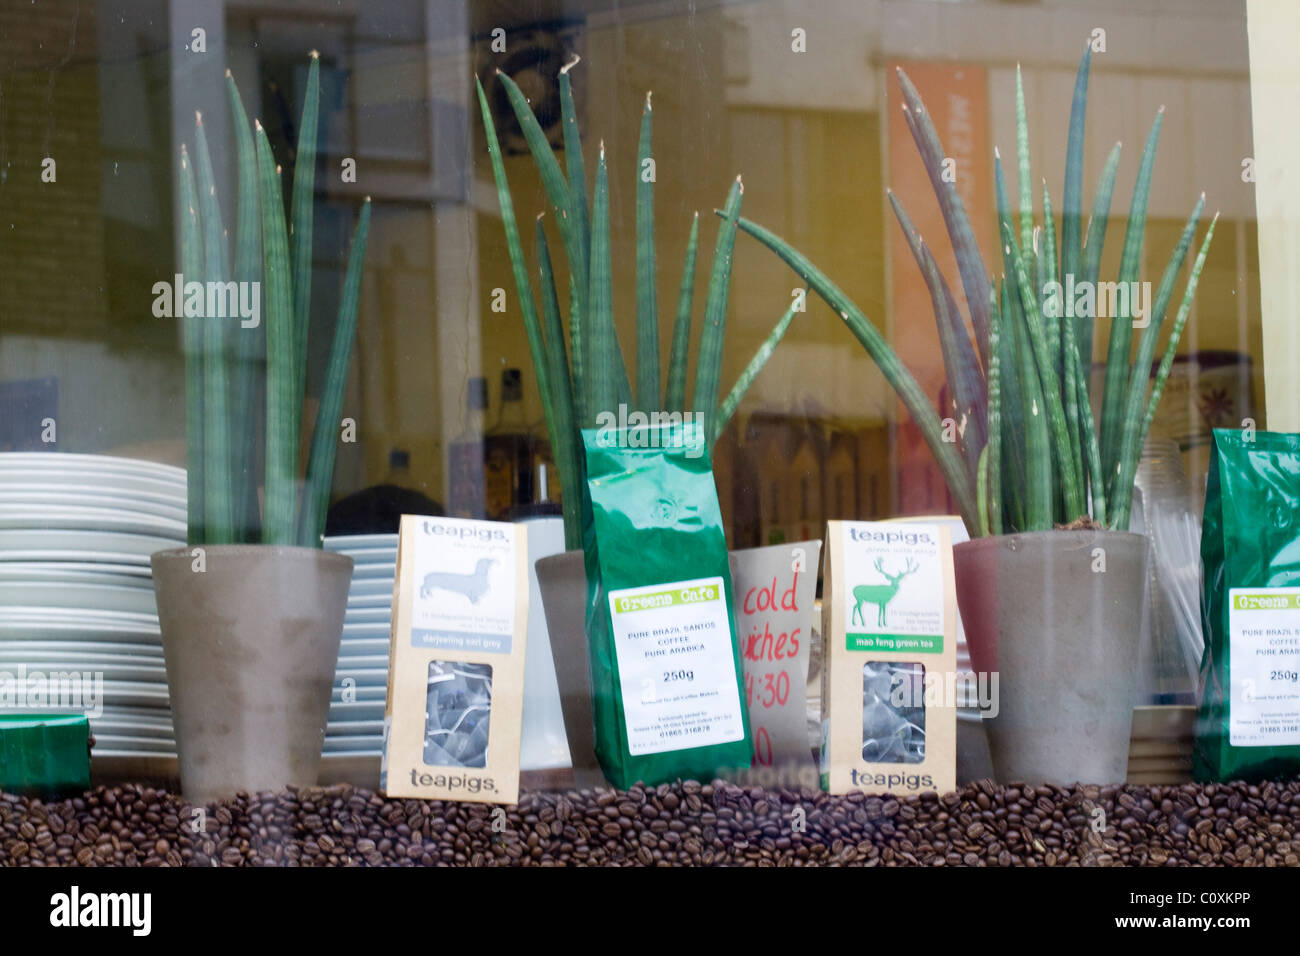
(347, 563, 396, 581)
(0, 505, 186, 539)
(342, 608, 391, 624)
(329, 686, 386, 703)
(341, 623, 391, 639)
(0, 619, 161, 646)
(0, 661, 165, 682)
(325, 534, 398, 551)
(327, 703, 386, 718)
(0, 467, 185, 500)
(325, 720, 384, 735)
(0, 640, 163, 659)
(0, 564, 154, 587)
(338, 639, 390, 657)
(330, 669, 388, 688)
(334, 546, 397, 560)
(333, 655, 388, 670)
(0, 452, 185, 479)
(0, 606, 157, 626)
(0, 487, 186, 519)
(90, 735, 176, 753)
(321, 738, 382, 753)
(93, 681, 172, 707)
(0, 529, 182, 563)
(96, 704, 174, 719)
(347, 579, 395, 597)
(0, 582, 158, 615)
(90, 718, 175, 738)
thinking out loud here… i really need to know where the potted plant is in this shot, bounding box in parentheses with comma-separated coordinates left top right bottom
(730, 45, 1216, 785)
(476, 60, 799, 778)
(150, 54, 372, 803)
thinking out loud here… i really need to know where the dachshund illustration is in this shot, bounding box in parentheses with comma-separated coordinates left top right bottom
(420, 557, 497, 604)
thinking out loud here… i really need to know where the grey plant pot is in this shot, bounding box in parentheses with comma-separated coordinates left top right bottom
(953, 530, 1150, 786)
(151, 545, 353, 804)
(534, 550, 607, 788)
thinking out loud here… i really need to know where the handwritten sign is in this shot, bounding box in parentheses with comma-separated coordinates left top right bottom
(724, 540, 821, 788)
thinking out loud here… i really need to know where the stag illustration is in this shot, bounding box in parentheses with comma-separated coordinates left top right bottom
(852, 558, 919, 627)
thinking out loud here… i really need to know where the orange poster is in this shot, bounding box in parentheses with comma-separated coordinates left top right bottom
(886, 61, 994, 517)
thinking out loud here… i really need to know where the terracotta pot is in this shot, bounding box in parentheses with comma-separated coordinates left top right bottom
(953, 530, 1149, 785)
(151, 545, 352, 803)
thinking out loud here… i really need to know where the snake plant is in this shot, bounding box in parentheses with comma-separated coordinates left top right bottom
(178, 53, 371, 548)
(732, 45, 1216, 538)
(477, 60, 798, 550)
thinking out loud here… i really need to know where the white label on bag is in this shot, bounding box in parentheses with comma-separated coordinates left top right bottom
(1228, 587, 1300, 747)
(608, 575, 746, 756)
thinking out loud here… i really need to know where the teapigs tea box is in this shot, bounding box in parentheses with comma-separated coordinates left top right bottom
(821, 520, 957, 796)
(382, 515, 528, 804)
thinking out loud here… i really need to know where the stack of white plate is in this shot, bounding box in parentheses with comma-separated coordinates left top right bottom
(322, 534, 395, 757)
(0, 453, 184, 761)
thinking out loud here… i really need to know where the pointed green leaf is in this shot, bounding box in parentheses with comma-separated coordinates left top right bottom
(193, 113, 234, 544)
(1060, 43, 1092, 300)
(1003, 221, 1084, 519)
(714, 291, 801, 441)
(665, 212, 700, 412)
(1100, 107, 1163, 487)
(474, 75, 576, 539)
(299, 200, 370, 546)
(1016, 64, 1033, 258)
(1110, 196, 1206, 528)
(290, 52, 320, 416)
(179, 147, 205, 546)
(1007, 264, 1052, 530)
(733, 213, 979, 534)
(255, 120, 298, 545)
(225, 71, 264, 542)
(985, 283, 1002, 535)
(536, 218, 583, 551)
(588, 144, 619, 418)
(558, 61, 590, 413)
(888, 190, 987, 480)
(694, 176, 743, 437)
(1078, 142, 1122, 371)
(635, 92, 660, 411)
(897, 68, 993, 369)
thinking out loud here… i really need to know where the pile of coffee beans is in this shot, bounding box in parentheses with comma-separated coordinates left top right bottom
(2, 777, 1298, 866)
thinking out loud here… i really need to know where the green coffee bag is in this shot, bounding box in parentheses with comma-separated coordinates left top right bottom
(1195, 427, 1300, 782)
(582, 419, 752, 788)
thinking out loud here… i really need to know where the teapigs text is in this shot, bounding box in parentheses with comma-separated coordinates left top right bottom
(847, 528, 935, 547)
(850, 768, 934, 791)
(422, 520, 508, 543)
(410, 768, 497, 794)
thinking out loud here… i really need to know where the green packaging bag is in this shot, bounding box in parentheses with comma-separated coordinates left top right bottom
(1195, 427, 1300, 782)
(582, 419, 752, 789)
(0, 715, 91, 796)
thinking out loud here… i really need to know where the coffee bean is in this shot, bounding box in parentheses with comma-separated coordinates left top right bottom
(2, 778, 1298, 867)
